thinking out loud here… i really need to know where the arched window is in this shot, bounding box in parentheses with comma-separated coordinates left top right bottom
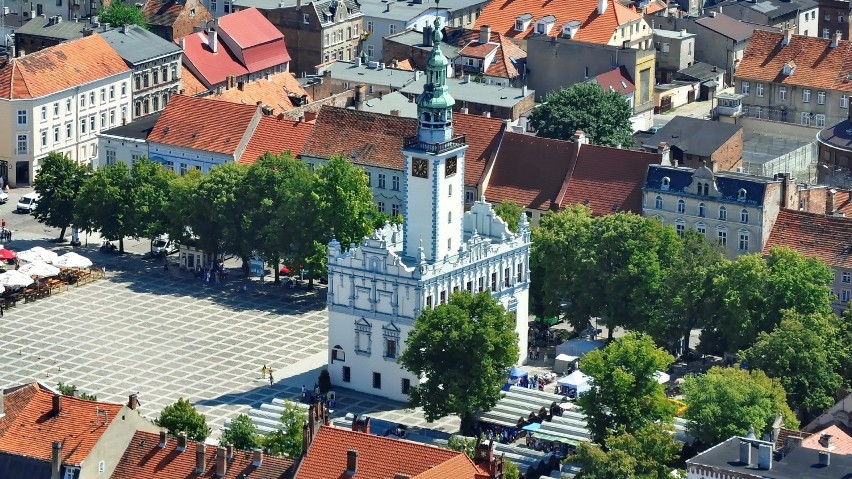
(696, 181, 703, 194)
(661, 176, 671, 190)
(719, 206, 727, 220)
(331, 345, 345, 362)
(696, 222, 706, 235)
(703, 183, 710, 196)
(741, 209, 748, 223)
(738, 188, 747, 201)
(655, 195, 663, 209)
(677, 199, 685, 213)
(675, 219, 685, 237)
(698, 202, 706, 217)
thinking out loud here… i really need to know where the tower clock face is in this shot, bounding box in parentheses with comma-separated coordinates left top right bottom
(445, 157, 457, 177)
(413, 158, 428, 178)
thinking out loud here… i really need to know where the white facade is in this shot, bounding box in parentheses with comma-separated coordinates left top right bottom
(0, 74, 132, 185)
(97, 134, 149, 168)
(798, 7, 819, 37)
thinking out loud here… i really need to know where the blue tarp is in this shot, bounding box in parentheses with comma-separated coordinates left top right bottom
(522, 422, 542, 432)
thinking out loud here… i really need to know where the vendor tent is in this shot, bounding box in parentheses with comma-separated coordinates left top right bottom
(655, 371, 671, 384)
(556, 338, 604, 359)
(509, 367, 528, 379)
(17, 247, 59, 264)
(553, 354, 578, 374)
(557, 370, 591, 396)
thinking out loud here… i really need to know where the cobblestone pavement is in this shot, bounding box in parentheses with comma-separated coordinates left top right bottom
(0, 239, 460, 442)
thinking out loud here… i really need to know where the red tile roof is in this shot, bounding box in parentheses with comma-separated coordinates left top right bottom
(486, 132, 578, 211)
(241, 116, 313, 164)
(454, 113, 506, 187)
(737, 30, 852, 92)
(459, 41, 500, 59)
(208, 71, 311, 111)
(591, 66, 635, 95)
(763, 209, 852, 268)
(561, 144, 660, 215)
(396, 59, 415, 71)
(0, 35, 129, 99)
(0, 383, 124, 466)
(111, 430, 293, 479)
(643, 0, 668, 14)
(474, 0, 642, 43)
(180, 65, 209, 95)
(149, 95, 260, 155)
(800, 424, 852, 455)
(295, 426, 482, 479)
(218, 8, 284, 49)
(443, 27, 526, 79)
(179, 30, 250, 87)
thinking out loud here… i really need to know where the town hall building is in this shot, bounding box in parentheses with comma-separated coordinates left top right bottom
(325, 20, 531, 402)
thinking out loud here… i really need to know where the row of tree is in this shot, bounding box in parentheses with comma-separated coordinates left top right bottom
(34, 152, 390, 282)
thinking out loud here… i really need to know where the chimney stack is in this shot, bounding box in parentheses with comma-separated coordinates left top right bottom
(158, 430, 167, 448)
(658, 141, 671, 166)
(226, 444, 234, 460)
(215, 446, 227, 477)
(782, 28, 793, 46)
(252, 449, 263, 467)
(574, 130, 588, 145)
(210, 29, 218, 53)
(757, 443, 772, 470)
(819, 451, 831, 466)
(739, 439, 752, 465)
(103, 22, 110, 32)
(346, 450, 358, 475)
(597, 0, 607, 15)
(460, 107, 469, 114)
(828, 188, 837, 214)
(177, 432, 187, 452)
(832, 31, 842, 48)
(390, 109, 400, 116)
(480, 25, 491, 44)
(180, 37, 186, 50)
(127, 393, 139, 410)
(195, 442, 206, 474)
(522, 84, 528, 97)
(423, 24, 433, 47)
(52, 394, 61, 415)
(51, 441, 62, 479)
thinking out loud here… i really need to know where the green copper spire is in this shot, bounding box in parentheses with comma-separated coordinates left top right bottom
(416, 18, 455, 142)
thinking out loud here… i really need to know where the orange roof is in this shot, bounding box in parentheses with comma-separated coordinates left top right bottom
(295, 426, 482, 479)
(459, 42, 500, 59)
(763, 209, 852, 268)
(454, 113, 506, 187)
(0, 35, 129, 99)
(443, 27, 526, 79)
(208, 71, 311, 112)
(737, 30, 852, 92)
(112, 430, 293, 479)
(644, 0, 668, 14)
(396, 59, 415, 71)
(800, 424, 852, 455)
(0, 383, 124, 465)
(241, 116, 313, 164)
(181, 65, 209, 96)
(149, 95, 260, 155)
(474, 0, 642, 43)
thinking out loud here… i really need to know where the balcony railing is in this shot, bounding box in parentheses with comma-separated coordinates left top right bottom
(403, 135, 466, 154)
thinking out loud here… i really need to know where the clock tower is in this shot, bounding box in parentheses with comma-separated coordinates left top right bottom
(402, 19, 468, 262)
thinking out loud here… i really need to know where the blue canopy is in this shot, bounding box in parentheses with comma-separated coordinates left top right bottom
(522, 422, 542, 432)
(509, 367, 528, 379)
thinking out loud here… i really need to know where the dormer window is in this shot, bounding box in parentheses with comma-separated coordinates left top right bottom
(515, 13, 533, 32)
(782, 61, 796, 76)
(562, 20, 581, 38)
(738, 188, 747, 201)
(535, 15, 556, 35)
(661, 176, 670, 190)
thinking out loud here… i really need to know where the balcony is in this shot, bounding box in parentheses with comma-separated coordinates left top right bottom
(403, 135, 466, 154)
(714, 92, 745, 117)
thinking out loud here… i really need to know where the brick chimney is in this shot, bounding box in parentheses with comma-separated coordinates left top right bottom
(51, 441, 62, 479)
(828, 188, 838, 214)
(781, 28, 793, 46)
(127, 393, 139, 410)
(658, 141, 671, 166)
(480, 25, 490, 44)
(158, 430, 167, 448)
(215, 446, 227, 477)
(177, 432, 187, 452)
(252, 449, 263, 467)
(351, 415, 371, 434)
(52, 394, 61, 415)
(195, 442, 206, 474)
(226, 444, 234, 460)
(832, 31, 842, 48)
(346, 450, 358, 475)
(573, 130, 588, 145)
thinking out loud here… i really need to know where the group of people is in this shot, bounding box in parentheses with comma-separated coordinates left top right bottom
(525, 435, 573, 457)
(302, 384, 337, 408)
(519, 373, 549, 391)
(479, 424, 519, 444)
(192, 262, 228, 284)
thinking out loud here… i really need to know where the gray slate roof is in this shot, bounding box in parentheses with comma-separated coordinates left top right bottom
(642, 116, 741, 157)
(15, 16, 105, 40)
(99, 112, 162, 140)
(359, 90, 418, 116)
(99, 25, 182, 65)
(694, 12, 775, 42)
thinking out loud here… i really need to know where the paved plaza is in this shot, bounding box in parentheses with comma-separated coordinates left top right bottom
(0, 239, 460, 441)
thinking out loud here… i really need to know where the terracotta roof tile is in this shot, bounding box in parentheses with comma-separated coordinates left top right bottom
(459, 42, 500, 59)
(112, 430, 293, 479)
(644, 0, 668, 14)
(149, 95, 260, 155)
(486, 132, 578, 211)
(208, 71, 311, 111)
(737, 30, 852, 92)
(800, 424, 852, 455)
(180, 65, 209, 96)
(561, 144, 660, 215)
(591, 66, 635, 95)
(295, 426, 477, 479)
(0, 383, 124, 465)
(475, 0, 642, 43)
(144, 0, 189, 27)
(454, 113, 506, 186)
(444, 28, 526, 79)
(0, 35, 129, 99)
(396, 59, 415, 71)
(763, 209, 852, 268)
(241, 116, 313, 164)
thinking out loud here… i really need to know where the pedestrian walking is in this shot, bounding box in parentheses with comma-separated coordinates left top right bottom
(268, 368, 274, 386)
(2, 219, 6, 230)
(261, 364, 268, 379)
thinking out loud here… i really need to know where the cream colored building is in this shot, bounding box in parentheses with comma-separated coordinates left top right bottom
(0, 35, 131, 186)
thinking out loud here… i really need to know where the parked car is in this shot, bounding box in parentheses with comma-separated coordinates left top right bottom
(16, 192, 39, 213)
(0, 190, 8, 203)
(151, 235, 177, 256)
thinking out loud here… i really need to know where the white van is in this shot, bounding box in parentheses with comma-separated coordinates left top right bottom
(16, 192, 39, 213)
(151, 235, 177, 256)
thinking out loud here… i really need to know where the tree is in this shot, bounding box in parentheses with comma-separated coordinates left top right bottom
(317, 369, 332, 394)
(220, 414, 261, 450)
(577, 333, 677, 444)
(98, 1, 147, 28)
(55, 382, 97, 401)
(681, 366, 798, 445)
(446, 435, 478, 459)
(75, 162, 134, 252)
(400, 291, 519, 435)
(156, 398, 211, 441)
(528, 82, 633, 147)
(494, 201, 524, 232)
(741, 310, 846, 420)
(262, 400, 307, 458)
(575, 423, 681, 479)
(128, 158, 177, 243)
(32, 152, 90, 240)
(702, 248, 834, 354)
(503, 460, 521, 479)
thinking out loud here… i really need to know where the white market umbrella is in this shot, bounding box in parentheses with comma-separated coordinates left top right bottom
(55, 252, 93, 269)
(18, 260, 61, 277)
(0, 270, 34, 288)
(17, 246, 60, 264)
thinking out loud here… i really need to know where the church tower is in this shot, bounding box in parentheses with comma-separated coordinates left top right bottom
(402, 19, 468, 262)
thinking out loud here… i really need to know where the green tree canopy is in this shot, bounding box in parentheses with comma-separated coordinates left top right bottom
(741, 310, 847, 420)
(262, 400, 307, 457)
(400, 291, 520, 434)
(577, 332, 676, 444)
(682, 366, 798, 445)
(220, 414, 261, 451)
(128, 157, 177, 242)
(155, 398, 211, 441)
(32, 152, 91, 240)
(75, 162, 134, 252)
(494, 201, 524, 232)
(575, 423, 681, 479)
(528, 82, 633, 147)
(98, 1, 147, 28)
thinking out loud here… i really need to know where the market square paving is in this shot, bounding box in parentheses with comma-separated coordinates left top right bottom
(0, 257, 459, 440)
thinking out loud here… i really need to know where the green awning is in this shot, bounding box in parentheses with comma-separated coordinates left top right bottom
(534, 316, 560, 326)
(533, 432, 583, 446)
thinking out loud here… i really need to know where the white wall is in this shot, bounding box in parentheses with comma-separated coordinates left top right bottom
(97, 134, 149, 168)
(798, 8, 819, 37)
(147, 142, 234, 173)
